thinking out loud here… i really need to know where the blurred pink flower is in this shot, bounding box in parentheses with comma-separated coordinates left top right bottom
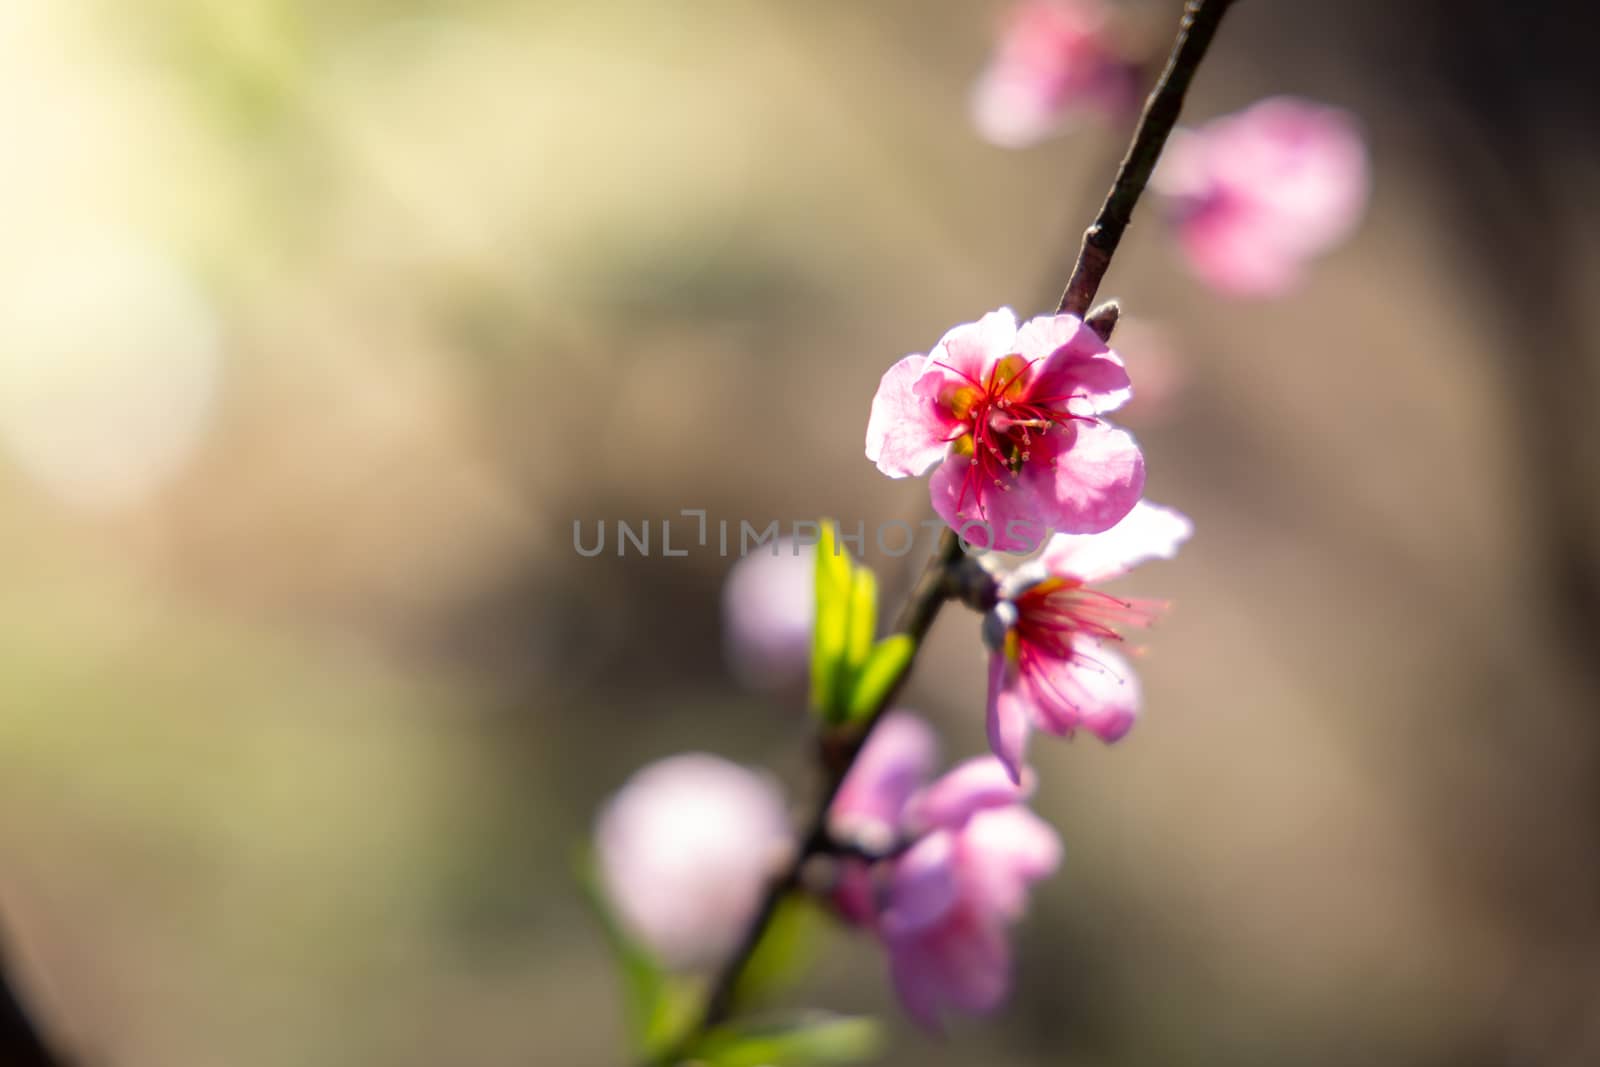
(722, 538, 814, 689)
(971, 0, 1141, 148)
(830, 711, 941, 856)
(1153, 96, 1370, 296)
(865, 309, 1144, 550)
(984, 500, 1191, 780)
(595, 753, 791, 969)
(828, 712, 1062, 1029)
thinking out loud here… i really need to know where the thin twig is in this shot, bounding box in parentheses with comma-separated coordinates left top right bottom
(813, 837, 914, 865)
(683, 531, 962, 1042)
(1057, 0, 1236, 316)
(660, 2, 1237, 1059)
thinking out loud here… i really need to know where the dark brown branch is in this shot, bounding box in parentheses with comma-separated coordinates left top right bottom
(1057, 0, 1237, 316)
(814, 834, 916, 866)
(684, 531, 963, 1044)
(0, 929, 67, 1067)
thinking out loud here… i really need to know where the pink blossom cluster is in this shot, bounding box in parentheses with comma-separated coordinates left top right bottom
(587, 4, 1385, 1038)
(596, 300, 1194, 1031)
(973, 0, 1369, 295)
(581, 0, 1381, 1048)
(842, 315, 1190, 1022)
(867, 306, 1192, 775)
(828, 713, 1062, 1029)
(850, 325, 1190, 1015)
(599, 304, 1192, 1031)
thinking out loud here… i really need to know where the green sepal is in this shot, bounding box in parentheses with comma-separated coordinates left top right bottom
(844, 634, 915, 724)
(730, 894, 824, 1010)
(687, 1013, 885, 1067)
(841, 567, 878, 694)
(809, 520, 853, 721)
(574, 849, 700, 1058)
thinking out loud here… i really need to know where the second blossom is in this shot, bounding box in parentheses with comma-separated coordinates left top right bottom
(865, 308, 1144, 550)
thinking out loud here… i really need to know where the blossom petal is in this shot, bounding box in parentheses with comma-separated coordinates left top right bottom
(1175, 206, 1305, 297)
(831, 859, 880, 930)
(1211, 97, 1368, 252)
(865, 354, 954, 477)
(883, 830, 959, 936)
(928, 454, 1036, 556)
(927, 452, 1053, 553)
(829, 710, 938, 848)
(959, 807, 1063, 921)
(971, 64, 1068, 149)
(935, 307, 1019, 381)
(1039, 499, 1193, 583)
(1025, 641, 1142, 743)
(986, 652, 1033, 783)
(1068, 642, 1142, 741)
(904, 757, 1032, 834)
(924, 906, 1014, 1015)
(888, 903, 1012, 1028)
(1015, 313, 1132, 414)
(1039, 420, 1144, 534)
(886, 935, 947, 1031)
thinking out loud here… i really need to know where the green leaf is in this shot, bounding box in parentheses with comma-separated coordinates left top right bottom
(574, 850, 699, 1057)
(641, 980, 703, 1060)
(843, 567, 878, 680)
(689, 1013, 885, 1067)
(844, 634, 915, 723)
(731, 895, 823, 1009)
(810, 520, 853, 722)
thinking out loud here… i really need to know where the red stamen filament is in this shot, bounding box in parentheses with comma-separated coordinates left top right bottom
(934, 356, 1098, 519)
(1014, 582, 1163, 659)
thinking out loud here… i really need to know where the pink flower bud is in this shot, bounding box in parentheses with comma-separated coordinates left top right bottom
(722, 538, 815, 689)
(595, 754, 791, 969)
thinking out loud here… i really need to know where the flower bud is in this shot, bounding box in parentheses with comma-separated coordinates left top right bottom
(594, 754, 792, 969)
(722, 538, 815, 690)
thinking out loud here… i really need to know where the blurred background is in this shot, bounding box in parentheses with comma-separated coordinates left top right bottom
(2, 0, 1598, 1064)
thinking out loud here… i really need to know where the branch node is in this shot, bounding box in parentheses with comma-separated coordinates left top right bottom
(1086, 300, 1121, 342)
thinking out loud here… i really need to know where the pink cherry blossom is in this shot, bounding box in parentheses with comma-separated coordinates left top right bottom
(722, 537, 815, 690)
(595, 753, 791, 969)
(827, 712, 1062, 1029)
(971, 0, 1141, 148)
(865, 309, 1145, 550)
(984, 500, 1191, 780)
(830, 711, 940, 854)
(1152, 96, 1369, 296)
